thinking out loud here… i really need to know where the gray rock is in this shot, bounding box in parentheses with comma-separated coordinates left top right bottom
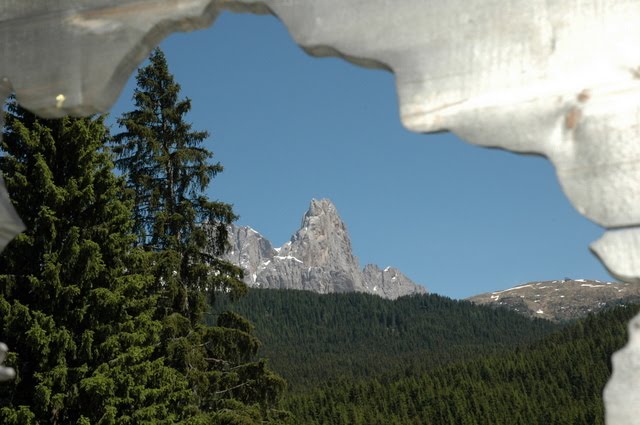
(362, 264, 427, 300)
(225, 226, 277, 284)
(224, 199, 426, 299)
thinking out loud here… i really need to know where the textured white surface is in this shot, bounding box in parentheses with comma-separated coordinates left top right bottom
(592, 229, 640, 284)
(1, 1, 640, 418)
(0, 343, 15, 382)
(0, 175, 24, 253)
(2, 0, 640, 280)
(251, 0, 640, 286)
(0, 0, 222, 117)
(604, 312, 640, 425)
(0, 82, 26, 252)
(0, 76, 25, 385)
(249, 0, 640, 268)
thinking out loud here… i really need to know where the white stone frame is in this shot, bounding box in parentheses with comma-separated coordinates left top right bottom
(0, 1, 639, 422)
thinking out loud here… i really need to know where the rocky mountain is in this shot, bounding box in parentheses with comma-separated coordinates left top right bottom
(224, 199, 426, 299)
(467, 279, 640, 322)
(361, 264, 424, 300)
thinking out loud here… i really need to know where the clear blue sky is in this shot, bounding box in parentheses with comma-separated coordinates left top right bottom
(108, 11, 612, 300)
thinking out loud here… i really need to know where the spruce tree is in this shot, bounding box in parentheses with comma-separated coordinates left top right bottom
(114, 49, 289, 423)
(0, 102, 195, 424)
(113, 48, 245, 320)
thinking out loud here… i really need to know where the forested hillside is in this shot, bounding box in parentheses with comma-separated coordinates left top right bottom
(283, 304, 638, 424)
(214, 289, 560, 389)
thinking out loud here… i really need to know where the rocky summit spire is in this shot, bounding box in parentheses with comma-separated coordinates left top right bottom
(223, 199, 427, 299)
(282, 199, 360, 271)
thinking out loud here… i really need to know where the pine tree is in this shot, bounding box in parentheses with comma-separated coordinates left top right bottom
(113, 49, 290, 423)
(113, 48, 245, 320)
(0, 102, 195, 424)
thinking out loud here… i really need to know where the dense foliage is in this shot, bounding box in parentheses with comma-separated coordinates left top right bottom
(0, 103, 193, 424)
(284, 304, 638, 424)
(215, 289, 560, 389)
(0, 49, 289, 424)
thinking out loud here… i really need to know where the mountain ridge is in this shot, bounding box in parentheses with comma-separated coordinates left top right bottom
(467, 278, 640, 322)
(224, 198, 426, 299)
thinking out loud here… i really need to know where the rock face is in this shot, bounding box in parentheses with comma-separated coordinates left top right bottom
(225, 226, 277, 285)
(467, 279, 640, 322)
(224, 199, 426, 299)
(362, 264, 427, 300)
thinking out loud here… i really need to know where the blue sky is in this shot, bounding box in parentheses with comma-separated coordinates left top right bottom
(108, 11, 612, 299)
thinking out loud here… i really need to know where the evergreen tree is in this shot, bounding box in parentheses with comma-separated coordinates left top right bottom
(0, 102, 194, 424)
(113, 49, 289, 423)
(113, 48, 245, 320)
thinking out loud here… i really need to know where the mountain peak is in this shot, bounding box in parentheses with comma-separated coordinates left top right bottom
(224, 199, 427, 299)
(297, 199, 343, 236)
(285, 198, 353, 269)
(306, 198, 337, 216)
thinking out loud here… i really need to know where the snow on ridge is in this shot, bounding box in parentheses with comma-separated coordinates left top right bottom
(274, 247, 281, 253)
(275, 255, 303, 264)
(384, 266, 391, 272)
(492, 284, 534, 294)
(536, 309, 544, 314)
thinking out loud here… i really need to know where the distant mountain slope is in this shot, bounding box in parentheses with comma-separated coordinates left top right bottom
(285, 304, 640, 424)
(467, 279, 640, 322)
(223, 199, 426, 299)
(213, 289, 559, 389)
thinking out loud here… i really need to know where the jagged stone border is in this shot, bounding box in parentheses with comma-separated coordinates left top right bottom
(0, 1, 639, 422)
(3, 0, 640, 281)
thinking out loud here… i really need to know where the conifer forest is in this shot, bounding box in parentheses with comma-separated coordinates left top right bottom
(0, 49, 636, 424)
